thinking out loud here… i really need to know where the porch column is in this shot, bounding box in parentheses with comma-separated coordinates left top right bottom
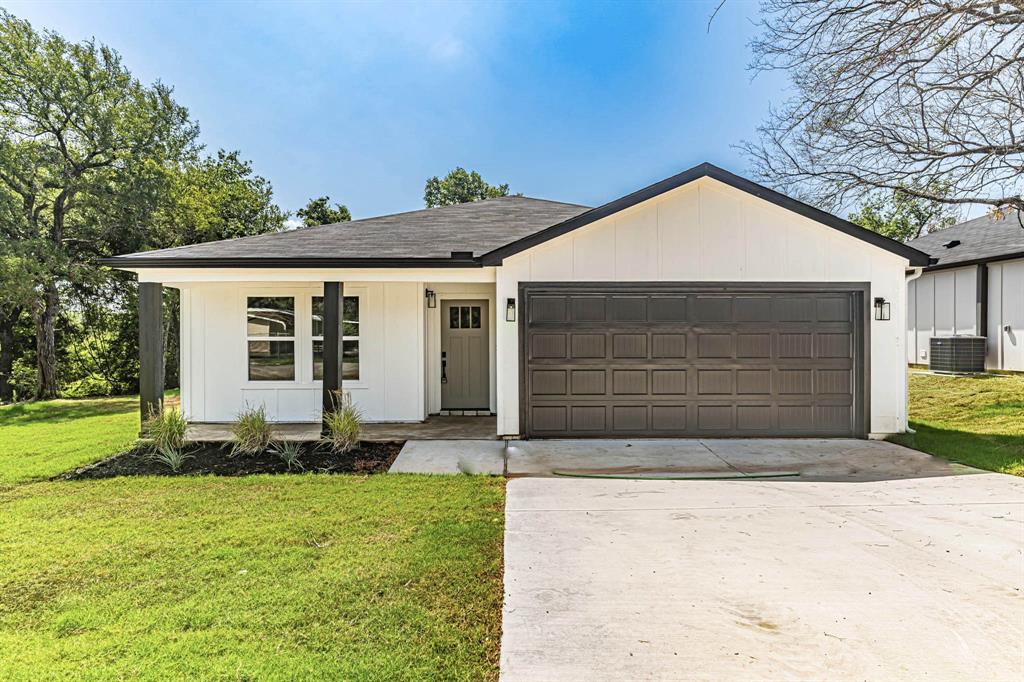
(322, 281, 343, 431)
(138, 281, 164, 427)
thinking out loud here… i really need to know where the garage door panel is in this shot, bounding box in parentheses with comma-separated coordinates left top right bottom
(523, 286, 863, 437)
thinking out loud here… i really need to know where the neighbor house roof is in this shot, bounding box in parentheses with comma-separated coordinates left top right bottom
(101, 163, 932, 269)
(906, 210, 1024, 271)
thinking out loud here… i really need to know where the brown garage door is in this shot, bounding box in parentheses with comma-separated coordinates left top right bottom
(521, 284, 866, 438)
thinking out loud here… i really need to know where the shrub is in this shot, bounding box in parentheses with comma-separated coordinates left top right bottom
(149, 445, 192, 473)
(144, 407, 188, 451)
(271, 440, 304, 471)
(232, 405, 273, 456)
(321, 390, 361, 454)
(61, 374, 115, 398)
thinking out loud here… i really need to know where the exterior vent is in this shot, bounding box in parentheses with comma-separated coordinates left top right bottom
(450, 251, 474, 260)
(929, 336, 986, 373)
(942, 239, 961, 248)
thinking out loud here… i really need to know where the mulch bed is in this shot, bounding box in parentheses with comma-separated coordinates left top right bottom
(64, 441, 403, 480)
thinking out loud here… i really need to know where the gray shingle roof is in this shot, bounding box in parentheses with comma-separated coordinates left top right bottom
(106, 196, 589, 266)
(907, 210, 1024, 269)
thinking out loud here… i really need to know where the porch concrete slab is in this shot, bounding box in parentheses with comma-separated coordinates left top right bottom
(388, 440, 505, 475)
(500, 472, 1024, 681)
(186, 422, 319, 442)
(363, 416, 497, 441)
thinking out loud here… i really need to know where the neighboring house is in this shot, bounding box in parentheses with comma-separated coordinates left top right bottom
(102, 163, 930, 439)
(906, 211, 1024, 371)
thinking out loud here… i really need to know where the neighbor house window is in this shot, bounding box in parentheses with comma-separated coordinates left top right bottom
(312, 296, 360, 381)
(247, 297, 295, 381)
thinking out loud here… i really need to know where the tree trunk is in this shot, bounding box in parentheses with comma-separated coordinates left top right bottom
(34, 282, 60, 400)
(0, 307, 19, 403)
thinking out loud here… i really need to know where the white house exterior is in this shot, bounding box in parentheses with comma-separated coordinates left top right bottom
(106, 164, 931, 439)
(906, 212, 1024, 371)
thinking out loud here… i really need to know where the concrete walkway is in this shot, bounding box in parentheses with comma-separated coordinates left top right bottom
(501, 468, 1024, 681)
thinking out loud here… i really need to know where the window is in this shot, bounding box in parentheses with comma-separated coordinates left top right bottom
(247, 297, 295, 381)
(312, 296, 360, 381)
(449, 305, 482, 329)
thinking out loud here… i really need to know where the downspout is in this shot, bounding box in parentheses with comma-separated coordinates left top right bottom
(904, 267, 924, 434)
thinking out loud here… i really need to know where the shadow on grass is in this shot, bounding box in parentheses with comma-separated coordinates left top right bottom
(0, 397, 136, 426)
(891, 422, 1024, 477)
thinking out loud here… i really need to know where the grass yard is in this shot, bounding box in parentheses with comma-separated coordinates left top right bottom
(0, 475, 504, 681)
(892, 372, 1024, 476)
(0, 393, 160, 486)
(0, 394, 507, 680)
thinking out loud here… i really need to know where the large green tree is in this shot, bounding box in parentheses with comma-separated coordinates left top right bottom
(0, 9, 196, 397)
(296, 195, 351, 226)
(849, 182, 960, 243)
(424, 167, 510, 208)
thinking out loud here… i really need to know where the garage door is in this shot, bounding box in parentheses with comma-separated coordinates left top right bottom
(521, 284, 866, 438)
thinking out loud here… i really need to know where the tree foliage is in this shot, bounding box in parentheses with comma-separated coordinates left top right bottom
(296, 195, 351, 226)
(741, 1, 1024, 216)
(424, 167, 510, 207)
(849, 183, 960, 243)
(0, 10, 286, 401)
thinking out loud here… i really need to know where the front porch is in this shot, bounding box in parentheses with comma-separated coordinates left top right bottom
(186, 415, 498, 442)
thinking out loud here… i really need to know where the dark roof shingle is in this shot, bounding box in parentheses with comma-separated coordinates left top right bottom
(907, 210, 1024, 269)
(107, 196, 589, 266)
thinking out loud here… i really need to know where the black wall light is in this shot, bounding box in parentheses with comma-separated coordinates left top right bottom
(873, 297, 890, 321)
(425, 289, 436, 308)
(506, 298, 516, 322)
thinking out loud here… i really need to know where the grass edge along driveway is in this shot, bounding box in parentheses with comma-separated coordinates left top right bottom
(891, 372, 1024, 476)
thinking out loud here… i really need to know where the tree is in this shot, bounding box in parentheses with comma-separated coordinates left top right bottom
(0, 10, 197, 397)
(424, 167, 511, 207)
(849, 183, 960, 243)
(741, 1, 1024, 218)
(296, 195, 351, 226)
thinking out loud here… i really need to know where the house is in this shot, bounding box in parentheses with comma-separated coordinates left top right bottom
(102, 163, 930, 439)
(905, 211, 1024, 371)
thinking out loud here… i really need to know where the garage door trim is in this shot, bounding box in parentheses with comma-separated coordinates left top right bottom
(518, 281, 871, 438)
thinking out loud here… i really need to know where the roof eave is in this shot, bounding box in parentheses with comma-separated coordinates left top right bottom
(923, 250, 1024, 272)
(98, 256, 485, 269)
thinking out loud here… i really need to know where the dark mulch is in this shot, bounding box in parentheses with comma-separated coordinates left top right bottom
(64, 441, 403, 480)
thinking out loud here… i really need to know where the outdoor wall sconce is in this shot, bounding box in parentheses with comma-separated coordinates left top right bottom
(425, 289, 436, 308)
(874, 297, 890, 321)
(506, 297, 516, 322)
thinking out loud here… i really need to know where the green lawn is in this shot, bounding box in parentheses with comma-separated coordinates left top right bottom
(0, 394, 144, 486)
(0, 395, 506, 680)
(891, 372, 1024, 476)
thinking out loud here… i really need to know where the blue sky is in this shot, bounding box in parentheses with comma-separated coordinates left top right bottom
(7, 0, 788, 220)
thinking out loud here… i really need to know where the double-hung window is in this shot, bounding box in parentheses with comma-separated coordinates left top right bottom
(312, 296, 360, 381)
(247, 297, 296, 381)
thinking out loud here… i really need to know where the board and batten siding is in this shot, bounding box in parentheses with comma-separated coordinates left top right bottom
(495, 177, 912, 436)
(906, 266, 979, 364)
(986, 258, 1024, 371)
(178, 281, 425, 422)
(905, 258, 1024, 371)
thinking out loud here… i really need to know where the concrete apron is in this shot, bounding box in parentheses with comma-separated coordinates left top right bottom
(389, 438, 979, 481)
(501, 472, 1024, 681)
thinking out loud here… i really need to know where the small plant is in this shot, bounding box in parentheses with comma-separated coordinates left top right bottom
(144, 406, 188, 451)
(272, 440, 305, 471)
(231, 405, 273, 456)
(150, 445, 192, 473)
(321, 390, 362, 454)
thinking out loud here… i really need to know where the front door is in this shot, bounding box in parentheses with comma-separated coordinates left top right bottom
(441, 300, 489, 410)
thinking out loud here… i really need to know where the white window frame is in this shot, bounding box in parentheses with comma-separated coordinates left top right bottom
(312, 294, 361, 384)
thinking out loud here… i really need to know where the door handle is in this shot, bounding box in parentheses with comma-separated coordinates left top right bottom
(441, 351, 447, 384)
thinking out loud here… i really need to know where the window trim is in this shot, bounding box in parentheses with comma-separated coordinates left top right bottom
(312, 293, 362, 384)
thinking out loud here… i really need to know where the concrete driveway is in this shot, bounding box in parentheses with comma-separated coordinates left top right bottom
(500, 443, 1024, 681)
